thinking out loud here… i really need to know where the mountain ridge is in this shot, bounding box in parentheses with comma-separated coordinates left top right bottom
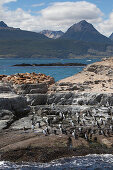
(0, 20, 113, 58)
(60, 20, 111, 43)
(0, 21, 20, 31)
(0, 21, 47, 40)
(109, 33, 113, 40)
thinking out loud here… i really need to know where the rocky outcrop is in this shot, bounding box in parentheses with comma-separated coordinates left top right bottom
(13, 62, 86, 67)
(0, 93, 30, 130)
(54, 57, 113, 93)
(0, 72, 55, 130)
(13, 83, 48, 94)
(0, 94, 30, 114)
(0, 58, 113, 163)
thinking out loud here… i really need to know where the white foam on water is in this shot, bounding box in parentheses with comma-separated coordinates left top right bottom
(0, 161, 5, 165)
(0, 154, 113, 169)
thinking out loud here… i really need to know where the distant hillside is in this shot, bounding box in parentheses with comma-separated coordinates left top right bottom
(40, 30, 64, 39)
(0, 21, 20, 31)
(61, 20, 111, 43)
(109, 33, 113, 40)
(0, 21, 113, 58)
(0, 39, 113, 58)
(0, 21, 8, 28)
(0, 21, 47, 40)
(0, 30, 48, 40)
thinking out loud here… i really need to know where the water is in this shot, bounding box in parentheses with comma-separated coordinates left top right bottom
(0, 154, 113, 170)
(0, 57, 102, 81)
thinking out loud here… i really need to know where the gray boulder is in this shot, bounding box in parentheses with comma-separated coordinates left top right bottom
(0, 110, 14, 120)
(26, 94, 47, 106)
(0, 93, 30, 116)
(13, 83, 48, 94)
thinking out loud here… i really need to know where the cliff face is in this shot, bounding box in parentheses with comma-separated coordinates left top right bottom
(0, 58, 113, 162)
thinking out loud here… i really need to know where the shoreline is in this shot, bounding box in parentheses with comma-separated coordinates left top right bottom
(0, 131, 113, 163)
(0, 128, 113, 163)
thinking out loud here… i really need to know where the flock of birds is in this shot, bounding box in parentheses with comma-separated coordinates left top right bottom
(29, 105, 113, 141)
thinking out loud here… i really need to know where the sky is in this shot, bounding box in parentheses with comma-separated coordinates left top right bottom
(0, 0, 113, 36)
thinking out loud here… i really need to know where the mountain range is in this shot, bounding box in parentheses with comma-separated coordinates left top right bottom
(0, 21, 47, 40)
(40, 30, 64, 39)
(0, 20, 113, 58)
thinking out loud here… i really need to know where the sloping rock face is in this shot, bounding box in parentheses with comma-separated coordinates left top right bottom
(53, 57, 113, 93)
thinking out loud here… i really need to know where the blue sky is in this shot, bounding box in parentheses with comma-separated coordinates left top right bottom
(1, 0, 113, 36)
(5, 0, 113, 16)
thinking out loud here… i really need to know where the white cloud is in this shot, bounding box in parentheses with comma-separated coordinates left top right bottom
(97, 12, 113, 37)
(0, 0, 17, 5)
(0, 0, 112, 36)
(39, 1, 103, 31)
(32, 3, 45, 8)
(41, 2, 103, 21)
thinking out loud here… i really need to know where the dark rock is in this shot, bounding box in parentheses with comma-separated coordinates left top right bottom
(13, 62, 86, 67)
(0, 21, 8, 28)
(14, 83, 48, 94)
(0, 94, 30, 116)
(26, 94, 47, 106)
(0, 110, 14, 120)
(100, 94, 113, 106)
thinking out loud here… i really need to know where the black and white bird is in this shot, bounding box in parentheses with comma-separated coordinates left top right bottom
(71, 120, 74, 127)
(85, 133, 88, 141)
(59, 112, 63, 117)
(72, 130, 77, 139)
(31, 124, 35, 131)
(51, 103, 55, 109)
(37, 121, 41, 128)
(54, 129, 57, 135)
(43, 129, 46, 135)
(45, 127, 50, 134)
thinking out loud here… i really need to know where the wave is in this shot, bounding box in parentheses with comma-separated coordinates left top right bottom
(0, 154, 113, 170)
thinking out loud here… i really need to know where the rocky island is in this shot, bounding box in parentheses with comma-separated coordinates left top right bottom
(12, 62, 86, 67)
(0, 57, 113, 163)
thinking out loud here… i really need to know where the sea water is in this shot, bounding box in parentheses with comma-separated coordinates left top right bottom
(0, 154, 113, 170)
(0, 57, 102, 81)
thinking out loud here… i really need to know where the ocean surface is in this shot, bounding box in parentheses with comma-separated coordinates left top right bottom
(0, 57, 102, 81)
(0, 154, 113, 170)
